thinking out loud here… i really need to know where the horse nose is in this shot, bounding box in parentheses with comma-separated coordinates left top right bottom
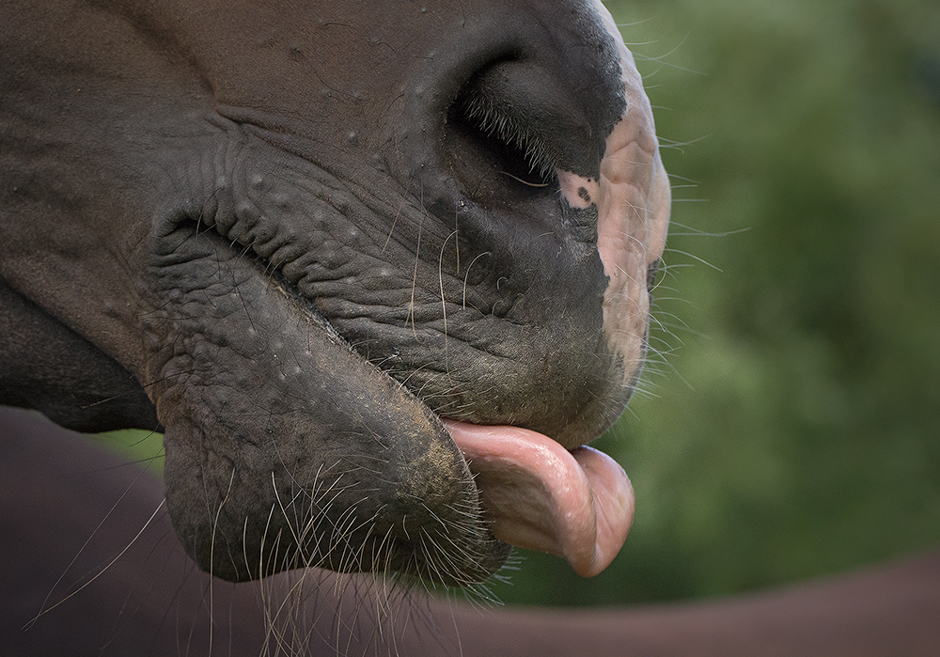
(396, 4, 627, 204)
(391, 7, 632, 255)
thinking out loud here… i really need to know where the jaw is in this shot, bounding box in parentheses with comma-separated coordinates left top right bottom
(149, 229, 512, 585)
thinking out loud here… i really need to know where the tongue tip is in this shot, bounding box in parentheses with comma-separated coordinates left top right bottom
(442, 420, 635, 578)
(565, 446, 635, 577)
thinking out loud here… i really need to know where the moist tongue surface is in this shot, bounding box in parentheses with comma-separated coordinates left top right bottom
(443, 420, 634, 577)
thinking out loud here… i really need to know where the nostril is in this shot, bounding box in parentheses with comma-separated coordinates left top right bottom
(447, 59, 556, 193)
(442, 57, 603, 206)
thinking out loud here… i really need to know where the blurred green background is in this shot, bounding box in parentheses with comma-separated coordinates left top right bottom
(96, 0, 940, 608)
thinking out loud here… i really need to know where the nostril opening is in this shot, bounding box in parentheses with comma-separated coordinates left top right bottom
(446, 60, 556, 195)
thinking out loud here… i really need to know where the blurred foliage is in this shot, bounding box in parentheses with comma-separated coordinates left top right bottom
(93, 426, 165, 471)
(93, 0, 940, 609)
(489, 0, 940, 606)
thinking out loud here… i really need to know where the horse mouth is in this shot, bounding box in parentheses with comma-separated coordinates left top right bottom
(261, 258, 635, 580)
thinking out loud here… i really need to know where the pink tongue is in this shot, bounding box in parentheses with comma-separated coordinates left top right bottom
(443, 420, 634, 577)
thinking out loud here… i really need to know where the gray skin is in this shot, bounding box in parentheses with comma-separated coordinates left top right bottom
(1, 0, 657, 585)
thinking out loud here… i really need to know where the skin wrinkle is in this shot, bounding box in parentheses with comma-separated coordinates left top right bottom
(200, 134, 552, 376)
(271, 250, 531, 370)
(234, 119, 458, 251)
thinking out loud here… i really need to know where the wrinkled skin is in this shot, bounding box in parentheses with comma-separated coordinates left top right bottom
(0, 0, 670, 585)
